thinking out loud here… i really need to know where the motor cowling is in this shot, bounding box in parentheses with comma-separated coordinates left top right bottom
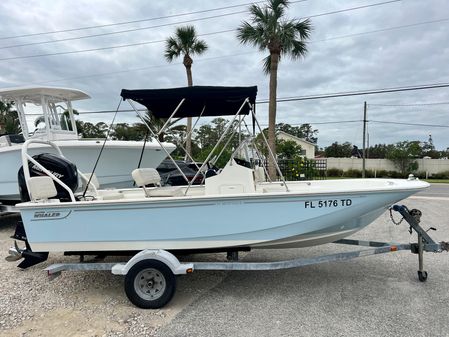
(18, 153, 79, 202)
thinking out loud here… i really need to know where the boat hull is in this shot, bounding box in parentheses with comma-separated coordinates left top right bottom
(0, 140, 174, 201)
(18, 188, 420, 252)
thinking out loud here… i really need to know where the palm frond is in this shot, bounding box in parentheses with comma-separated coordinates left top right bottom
(262, 54, 271, 75)
(176, 26, 196, 47)
(164, 37, 181, 62)
(237, 22, 268, 51)
(165, 25, 208, 61)
(250, 5, 270, 26)
(191, 40, 208, 55)
(269, 0, 288, 20)
(294, 18, 312, 40)
(288, 40, 308, 59)
(238, 0, 311, 73)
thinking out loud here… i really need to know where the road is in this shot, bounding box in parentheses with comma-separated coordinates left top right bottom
(416, 183, 449, 198)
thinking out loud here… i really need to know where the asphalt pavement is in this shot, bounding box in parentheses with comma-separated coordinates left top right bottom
(416, 183, 449, 198)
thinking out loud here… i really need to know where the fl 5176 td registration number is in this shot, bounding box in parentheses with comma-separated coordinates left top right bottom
(304, 199, 352, 208)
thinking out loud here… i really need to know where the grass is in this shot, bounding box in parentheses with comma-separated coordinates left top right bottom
(423, 179, 449, 184)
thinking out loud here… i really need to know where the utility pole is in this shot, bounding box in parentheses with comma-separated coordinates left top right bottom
(367, 132, 370, 159)
(362, 101, 367, 178)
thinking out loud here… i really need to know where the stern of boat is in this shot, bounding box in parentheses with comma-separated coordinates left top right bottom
(5, 218, 49, 269)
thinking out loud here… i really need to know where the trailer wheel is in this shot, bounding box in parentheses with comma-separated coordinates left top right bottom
(417, 270, 428, 282)
(124, 260, 176, 309)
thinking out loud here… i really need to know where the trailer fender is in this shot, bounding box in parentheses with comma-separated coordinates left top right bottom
(111, 249, 193, 276)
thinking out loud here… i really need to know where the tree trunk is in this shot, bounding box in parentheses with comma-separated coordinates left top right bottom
(184, 55, 193, 159)
(268, 52, 280, 179)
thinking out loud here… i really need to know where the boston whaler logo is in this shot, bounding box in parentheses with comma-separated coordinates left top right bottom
(32, 210, 71, 220)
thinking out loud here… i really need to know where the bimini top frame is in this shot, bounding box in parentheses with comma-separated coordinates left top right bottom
(121, 86, 257, 118)
(121, 85, 288, 192)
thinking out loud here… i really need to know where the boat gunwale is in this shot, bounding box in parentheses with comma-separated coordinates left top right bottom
(15, 181, 428, 210)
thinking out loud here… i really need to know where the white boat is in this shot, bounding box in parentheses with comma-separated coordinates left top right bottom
(0, 87, 175, 203)
(7, 86, 429, 269)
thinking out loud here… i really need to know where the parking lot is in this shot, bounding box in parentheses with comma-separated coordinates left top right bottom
(1, 185, 448, 337)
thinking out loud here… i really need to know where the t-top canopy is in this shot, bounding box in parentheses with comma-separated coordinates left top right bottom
(0, 86, 90, 103)
(120, 86, 257, 118)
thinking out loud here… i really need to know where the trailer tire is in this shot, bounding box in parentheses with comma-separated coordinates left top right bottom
(124, 259, 176, 309)
(417, 270, 428, 282)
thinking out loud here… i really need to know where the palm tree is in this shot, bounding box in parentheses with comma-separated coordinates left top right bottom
(0, 101, 21, 134)
(237, 0, 312, 178)
(164, 25, 208, 158)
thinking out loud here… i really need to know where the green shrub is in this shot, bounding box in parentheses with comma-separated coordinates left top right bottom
(430, 171, 449, 179)
(327, 168, 344, 177)
(375, 170, 389, 178)
(365, 169, 375, 178)
(414, 171, 427, 179)
(388, 170, 405, 178)
(343, 169, 363, 178)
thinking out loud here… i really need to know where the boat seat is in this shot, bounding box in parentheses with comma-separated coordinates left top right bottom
(132, 168, 183, 197)
(132, 168, 161, 188)
(82, 172, 124, 200)
(28, 176, 60, 202)
(84, 172, 100, 190)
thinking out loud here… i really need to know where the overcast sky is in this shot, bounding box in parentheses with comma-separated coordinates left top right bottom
(1, 0, 448, 149)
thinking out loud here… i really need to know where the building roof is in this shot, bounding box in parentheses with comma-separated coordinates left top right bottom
(277, 130, 316, 146)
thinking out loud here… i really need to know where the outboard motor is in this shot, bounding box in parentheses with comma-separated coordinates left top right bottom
(17, 153, 79, 202)
(10, 153, 78, 269)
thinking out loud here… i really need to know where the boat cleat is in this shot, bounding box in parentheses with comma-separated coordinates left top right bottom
(5, 241, 24, 262)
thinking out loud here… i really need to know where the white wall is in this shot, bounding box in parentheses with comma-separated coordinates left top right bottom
(326, 158, 449, 175)
(277, 133, 315, 159)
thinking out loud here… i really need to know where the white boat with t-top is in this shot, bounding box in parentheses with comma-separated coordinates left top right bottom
(7, 86, 429, 269)
(0, 86, 175, 203)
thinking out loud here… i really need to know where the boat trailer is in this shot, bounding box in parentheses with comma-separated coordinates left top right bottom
(40, 204, 449, 309)
(0, 203, 18, 215)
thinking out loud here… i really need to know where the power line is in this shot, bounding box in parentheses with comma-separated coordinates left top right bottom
(0, 0, 400, 50)
(311, 17, 449, 44)
(369, 101, 449, 107)
(370, 120, 449, 128)
(0, 30, 231, 61)
(60, 81, 449, 115)
(0, 0, 274, 40)
(33, 51, 257, 85)
(293, 120, 362, 125)
(0, 29, 235, 61)
(257, 82, 449, 103)
(249, 121, 362, 126)
(0, 1, 406, 61)
(300, 0, 400, 20)
(1, 14, 439, 63)
(0, 12, 246, 50)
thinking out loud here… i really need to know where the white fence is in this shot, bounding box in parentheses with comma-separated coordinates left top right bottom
(326, 158, 449, 175)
